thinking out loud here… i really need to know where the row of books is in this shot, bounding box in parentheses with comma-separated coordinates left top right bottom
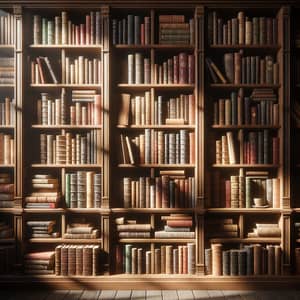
(0, 173, 14, 208)
(123, 175, 196, 208)
(40, 130, 100, 165)
(119, 93, 195, 126)
(213, 89, 279, 126)
(55, 244, 100, 276)
(65, 171, 101, 208)
(116, 243, 195, 274)
(206, 243, 282, 276)
(120, 130, 195, 165)
(33, 11, 102, 45)
(0, 220, 13, 238)
(0, 97, 15, 126)
(24, 251, 54, 274)
(247, 223, 281, 238)
(0, 133, 14, 164)
(26, 220, 59, 239)
(25, 175, 61, 209)
(112, 15, 150, 45)
(0, 245, 14, 274)
(0, 13, 15, 45)
(158, 15, 194, 45)
(215, 130, 279, 165)
(211, 170, 280, 209)
(63, 222, 99, 239)
(63, 56, 102, 85)
(206, 54, 278, 85)
(209, 11, 278, 45)
(205, 218, 239, 238)
(31, 56, 58, 84)
(153, 53, 194, 84)
(37, 91, 102, 126)
(0, 57, 14, 84)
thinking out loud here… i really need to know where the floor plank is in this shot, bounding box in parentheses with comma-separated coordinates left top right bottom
(162, 290, 178, 300)
(240, 293, 259, 300)
(192, 290, 210, 300)
(63, 290, 83, 300)
(207, 290, 225, 299)
(80, 290, 100, 300)
(115, 290, 132, 300)
(177, 290, 194, 300)
(45, 290, 69, 300)
(146, 290, 162, 300)
(131, 290, 146, 300)
(222, 291, 242, 300)
(98, 290, 116, 300)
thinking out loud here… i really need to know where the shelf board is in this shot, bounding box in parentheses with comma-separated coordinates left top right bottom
(206, 208, 282, 213)
(208, 237, 281, 243)
(114, 44, 194, 50)
(0, 238, 15, 244)
(0, 208, 22, 214)
(210, 84, 280, 89)
(112, 208, 195, 213)
(211, 125, 280, 130)
(29, 44, 102, 49)
(0, 125, 14, 129)
(0, 164, 15, 168)
(118, 84, 195, 90)
(24, 208, 64, 213)
(32, 125, 102, 129)
(31, 164, 101, 168)
(27, 238, 102, 244)
(210, 44, 280, 50)
(0, 45, 14, 48)
(118, 164, 195, 168)
(65, 208, 110, 214)
(117, 125, 195, 129)
(212, 164, 279, 168)
(118, 238, 195, 243)
(30, 84, 101, 88)
(0, 84, 14, 88)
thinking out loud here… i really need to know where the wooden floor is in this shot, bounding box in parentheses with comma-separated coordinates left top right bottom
(0, 290, 299, 300)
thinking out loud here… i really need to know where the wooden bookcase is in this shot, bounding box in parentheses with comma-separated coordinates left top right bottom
(0, 0, 298, 289)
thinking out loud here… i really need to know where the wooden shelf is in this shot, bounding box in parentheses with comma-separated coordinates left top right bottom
(29, 44, 102, 49)
(212, 125, 280, 130)
(206, 208, 282, 213)
(210, 84, 280, 89)
(0, 208, 22, 214)
(0, 125, 14, 129)
(65, 208, 109, 214)
(32, 125, 102, 129)
(118, 238, 195, 244)
(0, 164, 15, 168)
(27, 238, 102, 244)
(0, 84, 14, 88)
(0, 238, 15, 244)
(114, 44, 194, 50)
(118, 164, 195, 168)
(30, 84, 101, 88)
(208, 238, 281, 243)
(117, 125, 195, 129)
(212, 164, 279, 168)
(31, 164, 101, 168)
(23, 208, 64, 214)
(112, 208, 195, 213)
(210, 44, 280, 50)
(117, 84, 195, 90)
(0, 45, 14, 49)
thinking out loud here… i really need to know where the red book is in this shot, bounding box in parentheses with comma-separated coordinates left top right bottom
(174, 179, 179, 208)
(86, 14, 91, 45)
(272, 137, 279, 165)
(115, 245, 123, 274)
(0, 184, 14, 193)
(155, 177, 162, 208)
(234, 51, 241, 84)
(179, 178, 185, 207)
(225, 179, 231, 208)
(184, 179, 189, 208)
(179, 53, 187, 84)
(250, 106, 257, 125)
(140, 23, 145, 45)
(182, 246, 188, 274)
(80, 24, 85, 45)
(167, 58, 173, 84)
(161, 175, 169, 208)
(166, 220, 193, 227)
(36, 57, 45, 84)
(173, 55, 179, 84)
(188, 55, 195, 84)
(249, 132, 257, 164)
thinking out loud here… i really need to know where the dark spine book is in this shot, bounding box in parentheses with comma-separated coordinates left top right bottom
(224, 53, 234, 83)
(261, 101, 266, 125)
(250, 56, 255, 84)
(252, 17, 259, 44)
(144, 17, 150, 45)
(179, 53, 188, 84)
(257, 131, 263, 164)
(134, 16, 141, 44)
(255, 56, 260, 84)
(231, 91, 237, 125)
(238, 250, 247, 276)
(118, 20, 122, 44)
(259, 17, 266, 45)
(112, 19, 118, 45)
(212, 12, 217, 45)
(127, 15, 134, 44)
(222, 250, 230, 276)
(272, 137, 279, 165)
(246, 56, 251, 84)
(273, 18, 278, 44)
(205, 58, 218, 83)
(266, 18, 272, 45)
(263, 129, 269, 164)
(188, 55, 195, 84)
(234, 52, 241, 84)
(217, 18, 223, 44)
(241, 57, 246, 84)
(122, 18, 127, 44)
(213, 101, 219, 125)
(237, 88, 244, 125)
(232, 18, 238, 45)
(245, 246, 254, 275)
(230, 250, 239, 276)
(249, 131, 257, 164)
(244, 97, 250, 125)
(208, 12, 213, 46)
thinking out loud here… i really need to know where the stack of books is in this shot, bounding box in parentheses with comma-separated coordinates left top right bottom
(155, 214, 195, 238)
(63, 222, 99, 239)
(24, 251, 55, 274)
(0, 97, 15, 126)
(26, 220, 59, 238)
(247, 223, 281, 238)
(0, 57, 14, 84)
(24, 174, 61, 208)
(0, 173, 14, 208)
(116, 217, 151, 239)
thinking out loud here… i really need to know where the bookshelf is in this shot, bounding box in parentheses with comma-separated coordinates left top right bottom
(0, 0, 297, 289)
